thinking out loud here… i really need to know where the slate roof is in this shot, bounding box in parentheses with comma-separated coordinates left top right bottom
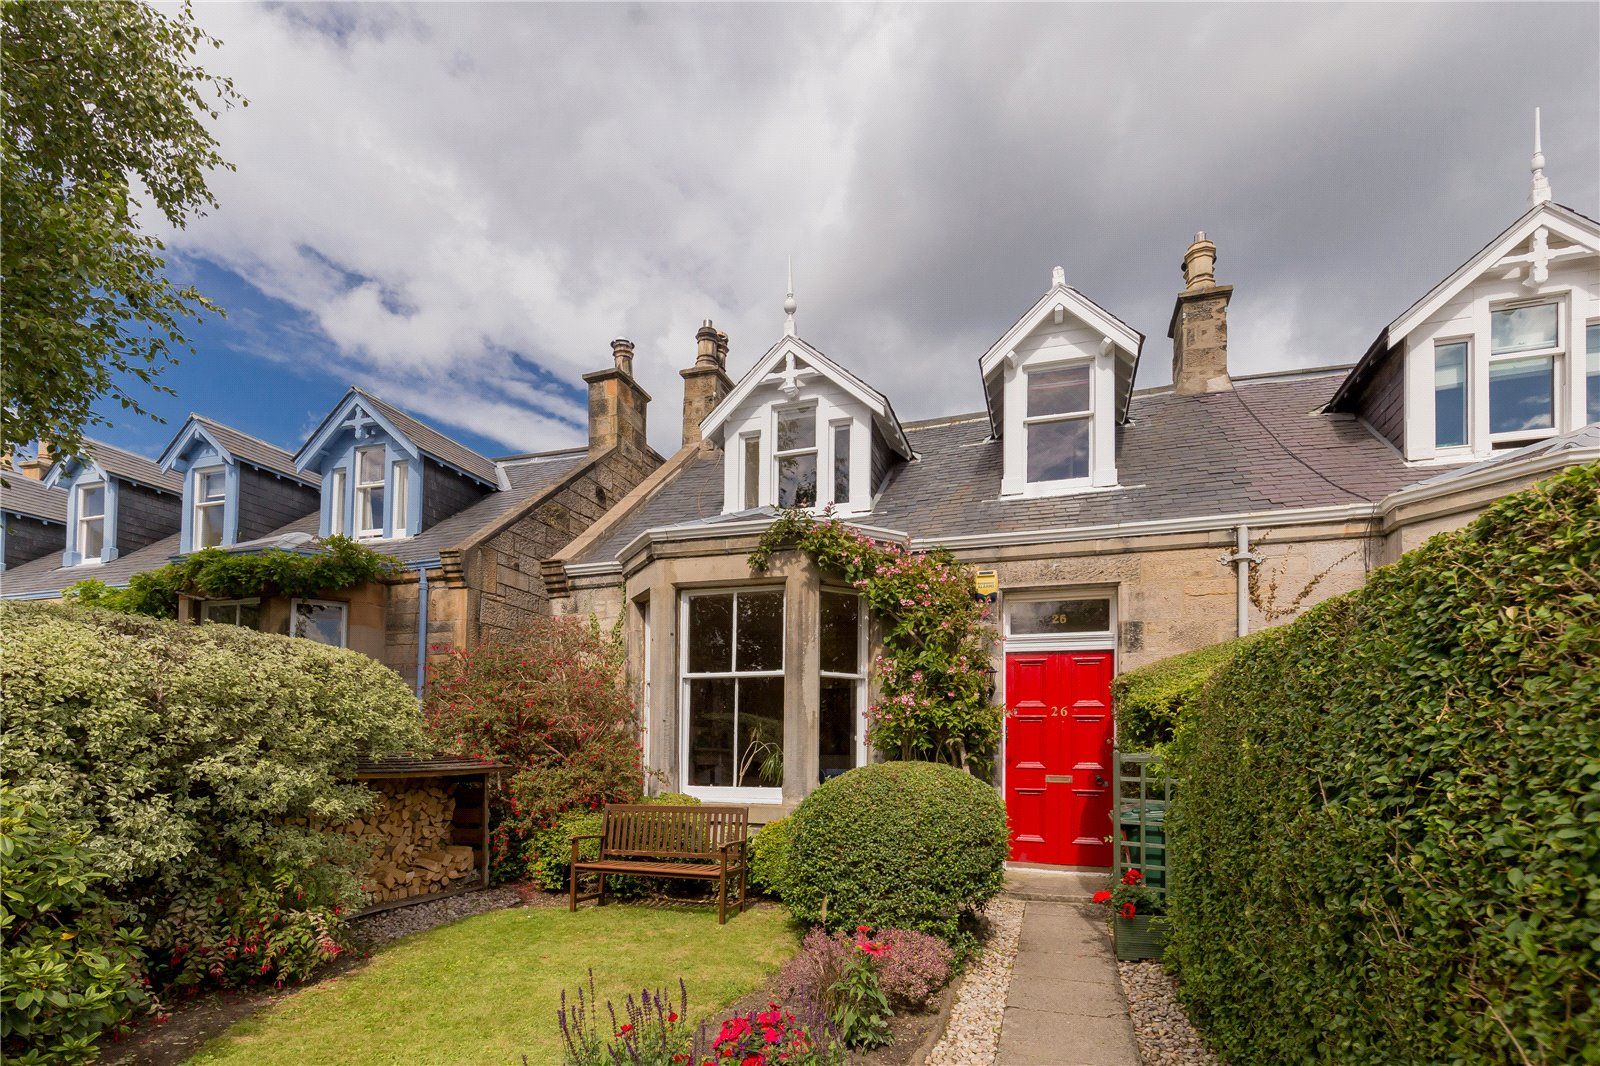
(352, 389, 500, 486)
(190, 416, 319, 486)
(58, 440, 184, 494)
(1402, 423, 1600, 492)
(1, 476, 68, 523)
(0, 532, 182, 599)
(575, 369, 1466, 562)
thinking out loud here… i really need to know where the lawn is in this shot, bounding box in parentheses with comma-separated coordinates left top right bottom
(188, 903, 799, 1066)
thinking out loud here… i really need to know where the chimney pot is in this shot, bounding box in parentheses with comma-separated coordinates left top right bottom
(1181, 232, 1218, 291)
(611, 337, 635, 377)
(681, 319, 734, 448)
(695, 322, 720, 368)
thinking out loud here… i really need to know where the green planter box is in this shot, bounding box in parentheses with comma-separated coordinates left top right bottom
(1114, 913, 1168, 961)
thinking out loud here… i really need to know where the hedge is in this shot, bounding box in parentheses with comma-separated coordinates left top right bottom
(782, 761, 1008, 941)
(1111, 631, 1263, 751)
(0, 602, 426, 1054)
(1167, 461, 1599, 1064)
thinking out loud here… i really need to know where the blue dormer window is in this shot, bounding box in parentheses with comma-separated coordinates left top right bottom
(355, 446, 386, 538)
(192, 468, 227, 548)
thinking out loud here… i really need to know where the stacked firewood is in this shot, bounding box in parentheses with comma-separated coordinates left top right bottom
(331, 780, 478, 905)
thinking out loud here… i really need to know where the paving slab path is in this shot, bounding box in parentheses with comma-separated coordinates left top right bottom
(994, 899, 1140, 1066)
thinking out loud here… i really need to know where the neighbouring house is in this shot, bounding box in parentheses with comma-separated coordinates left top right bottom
(0, 342, 662, 693)
(542, 147, 1600, 867)
(1, 446, 68, 571)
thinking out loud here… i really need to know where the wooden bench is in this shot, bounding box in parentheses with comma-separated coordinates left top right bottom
(569, 804, 750, 923)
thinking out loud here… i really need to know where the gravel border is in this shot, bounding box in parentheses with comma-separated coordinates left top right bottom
(1117, 960, 1217, 1065)
(348, 884, 540, 950)
(925, 898, 1024, 1066)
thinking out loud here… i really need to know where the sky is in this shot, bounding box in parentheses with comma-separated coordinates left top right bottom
(93, 2, 1600, 462)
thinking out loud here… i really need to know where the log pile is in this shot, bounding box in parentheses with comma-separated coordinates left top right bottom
(331, 780, 478, 905)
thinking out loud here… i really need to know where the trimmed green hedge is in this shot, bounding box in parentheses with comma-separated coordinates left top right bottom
(782, 761, 1007, 941)
(748, 816, 793, 897)
(1111, 631, 1263, 750)
(1168, 461, 1599, 1064)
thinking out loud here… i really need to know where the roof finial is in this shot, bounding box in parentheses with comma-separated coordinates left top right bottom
(1051, 265, 1065, 288)
(1530, 106, 1551, 206)
(784, 256, 797, 336)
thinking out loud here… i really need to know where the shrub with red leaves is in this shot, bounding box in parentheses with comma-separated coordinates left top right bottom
(424, 616, 643, 879)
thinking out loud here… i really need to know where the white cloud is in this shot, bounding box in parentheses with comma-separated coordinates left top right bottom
(159, 2, 1598, 453)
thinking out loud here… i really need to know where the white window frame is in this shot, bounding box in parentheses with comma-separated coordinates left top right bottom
(391, 460, 410, 538)
(289, 597, 349, 647)
(818, 587, 868, 780)
(771, 403, 819, 510)
(678, 586, 785, 804)
(1585, 319, 1600, 425)
(1487, 299, 1563, 447)
(192, 466, 228, 549)
(1431, 338, 1473, 455)
(75, 481, 107, 564)
(328, 467, 347, 537)
(354, 446, 386, 539)
(1001, 589, 1117, 652)
(200, 598, 261, 628)
(828, 420, 852, 509)
(1022, 359, 1095, 492)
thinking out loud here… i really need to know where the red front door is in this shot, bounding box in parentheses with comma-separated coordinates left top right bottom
(1004, 650, 1114, 867)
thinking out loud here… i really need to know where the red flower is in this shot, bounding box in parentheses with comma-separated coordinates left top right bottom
(1120, 902, 1137, 919)
(856, 924, 872, 934)
(1093, 890, 1112, 904)
(619, 1023, 633, 1034)
(1122, 868, 1143, 885)
(668, 1012, 679, 1023)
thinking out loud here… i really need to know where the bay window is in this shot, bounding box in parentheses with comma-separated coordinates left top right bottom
(774, 407, 817, 508)
(681, 589, 784, 798)
(819, 590, 865, 782)
(202, 599, 261, 630)
(1488, 302, 1559, 443)
(1025, 364, 1092, 484)
(193, 468, 227, 548)
(1433, 341, 1469, 449)
(355, 447, 386, 537)
(76, 483, 105, 563)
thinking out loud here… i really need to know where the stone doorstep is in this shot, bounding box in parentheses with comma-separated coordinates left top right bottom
(997, 1005, 1141, 1066)
(1003, 866, 1111, 903)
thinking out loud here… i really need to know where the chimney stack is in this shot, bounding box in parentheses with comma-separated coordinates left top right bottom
(583, 336, 651, 455)
(17, 442, 54, 480)
(1167, 231, 1233, 395)
(681, 320, 734, 448)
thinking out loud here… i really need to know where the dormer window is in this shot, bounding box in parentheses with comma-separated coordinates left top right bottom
(355, 446, 386, 538)
(775, 406, 818, 508)
(1024, 364, 1093, 485)
(328, 468, 347, 536)
(75, 483, 106, 563)
(741, 435, 761, 510)
(192, 468, 226, 548)
(1488, 301, 1559, 444)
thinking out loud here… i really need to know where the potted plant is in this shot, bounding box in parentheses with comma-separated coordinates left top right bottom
(1095, 868, 1167, 961)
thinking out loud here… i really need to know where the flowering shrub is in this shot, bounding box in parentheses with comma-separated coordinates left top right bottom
(0, 790, 147, 1065)
(778, 926, 953, 1014)
(829, 928, 892, 1049)
(1093, 868, 1162, 919)
(749, 511, 999, 769)
(425, 616, 644, 879)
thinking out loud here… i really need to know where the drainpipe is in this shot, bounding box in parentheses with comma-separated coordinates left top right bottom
(413, 563, 433, 700)
(1219, 524, 1261, 638)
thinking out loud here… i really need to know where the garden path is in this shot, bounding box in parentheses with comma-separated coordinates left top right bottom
(994, 899, 1139, 1066)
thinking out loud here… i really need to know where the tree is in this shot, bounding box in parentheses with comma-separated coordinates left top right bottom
(1, 0, 242, 461)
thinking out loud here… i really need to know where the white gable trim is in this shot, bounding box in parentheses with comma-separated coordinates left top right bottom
(157, 419, 232, 472)
(293, 390, 423, 473)
(700, 335, 913, 458)
(978, 282, 1142, 382)
(1387, 202, 1600, 346)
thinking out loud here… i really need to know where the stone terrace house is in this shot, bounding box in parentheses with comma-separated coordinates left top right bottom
(544, 178, 1600, 864)
(0, 342, 662, 693)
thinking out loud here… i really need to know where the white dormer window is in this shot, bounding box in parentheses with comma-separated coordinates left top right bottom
(391, 461, 410, 538)
(1024, 363, 1093, 485)
(704, 336, 913, 517)
(192, 468, 226, 548)
(774, 406, 818, 508)
(355, 446, 386, 538)
(76, 483, 106, 563)
(328, 468, 347, 536)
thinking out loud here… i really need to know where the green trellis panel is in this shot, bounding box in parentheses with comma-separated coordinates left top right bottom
(1111, 751, 1173, 899)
